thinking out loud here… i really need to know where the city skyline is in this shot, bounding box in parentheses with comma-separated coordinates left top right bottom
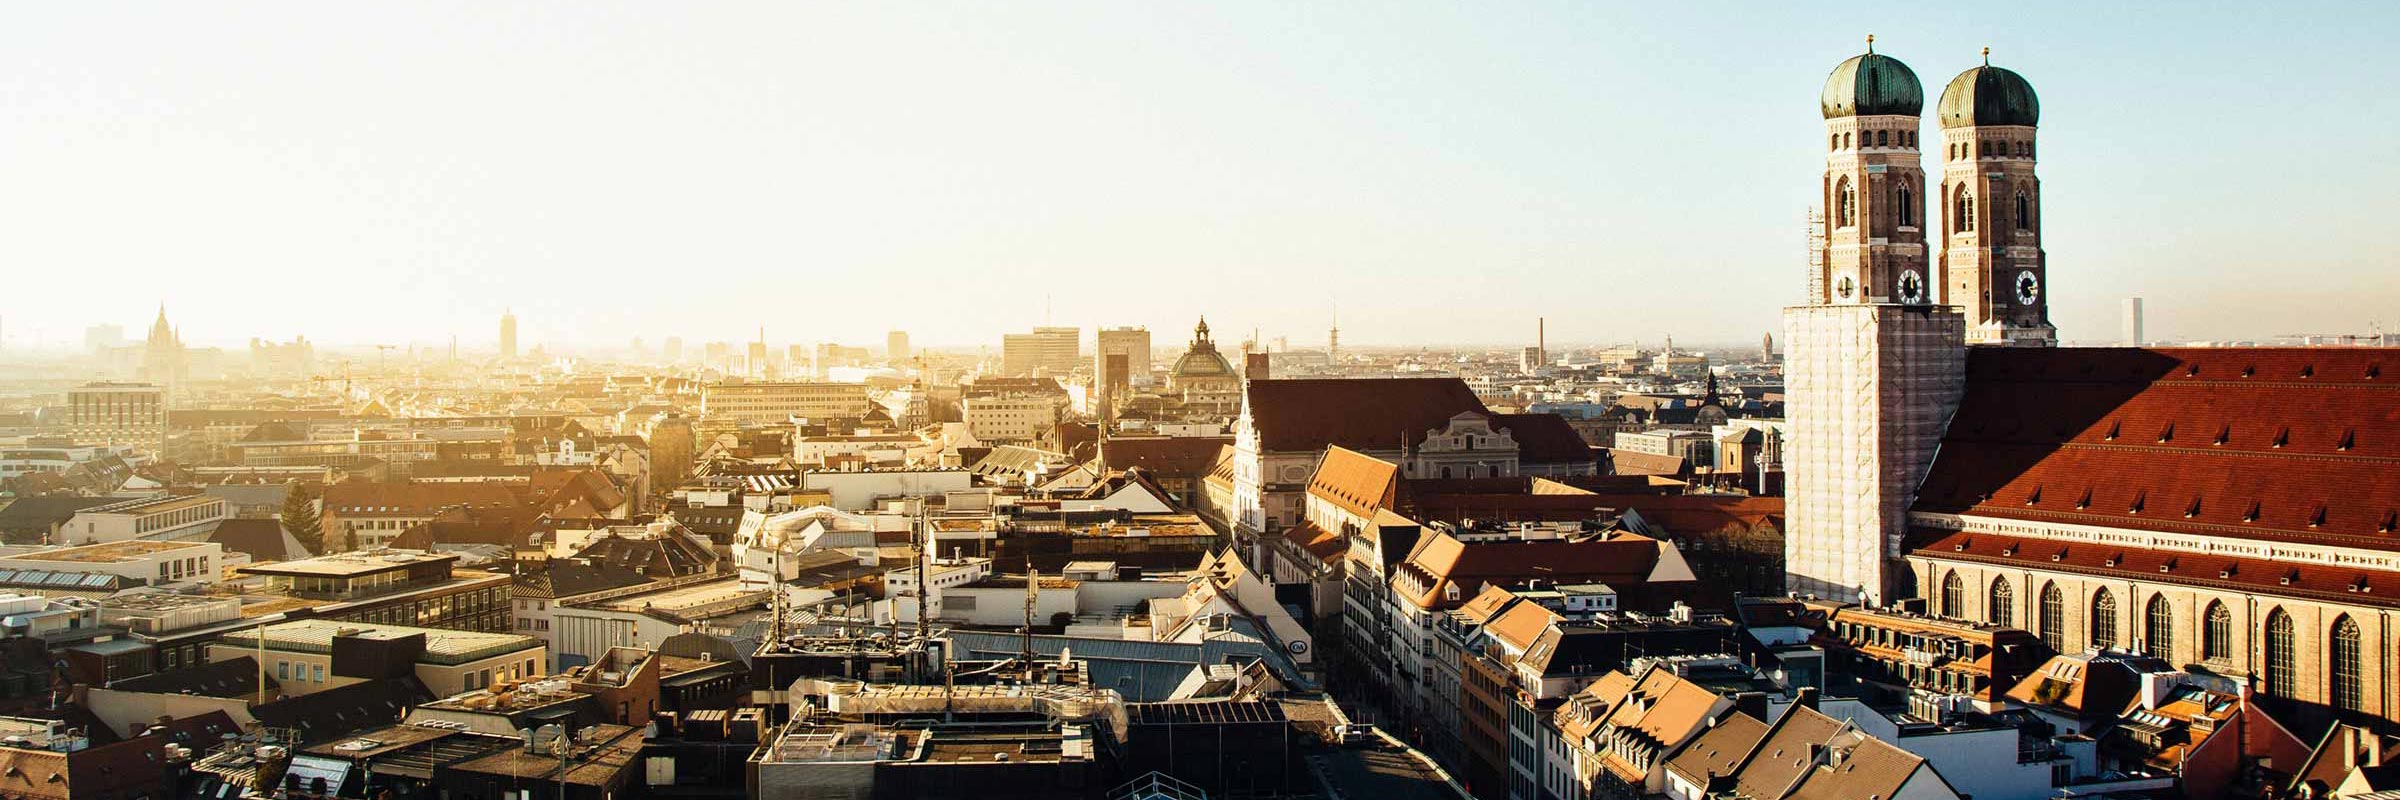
(3, 3, 2396, 351)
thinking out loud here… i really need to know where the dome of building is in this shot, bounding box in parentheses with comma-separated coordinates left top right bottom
(1821, 48, 1924, 119)
(1171, 318, 1236, 380)
(1937, 61, 2039, 128)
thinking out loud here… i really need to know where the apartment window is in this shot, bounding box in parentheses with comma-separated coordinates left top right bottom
(277, 662, 290, 680)
(313, 664, 325, 682)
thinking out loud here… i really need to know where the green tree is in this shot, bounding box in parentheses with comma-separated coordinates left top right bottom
(279, 482, 323, 554)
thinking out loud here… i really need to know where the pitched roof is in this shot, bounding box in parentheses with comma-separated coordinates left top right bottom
(1491, 413, 1598, 465)
(1665, 712, 1770, 790)
(208, 518, 313, 561)
(1279, 521, 1346, 565)
(1308, 446, 1401, 518)
(1917, 347, 2400, 550)
(1787, 735, 1932, 800)
(1730, 704, 1846, 800)
(250, 676, 436, 743)
(1243, 378, 1487, 453)
(1099, 435, 1235, 479)
(1914, 528, 2400, 609)
(322, 481, 520, 516)
(108, 655, 276, 697)
(1388, 530, 1677, 610)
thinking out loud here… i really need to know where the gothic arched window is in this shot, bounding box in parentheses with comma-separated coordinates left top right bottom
(2015, 192, 2031, 231)
(1897, 183, 1914, 227)
(2039, 582, 2064, 651)
(2091, 589, 2118, 650)
(1876, 130, 1888, 147)
(2144, 594, 2173, 659)
(2203, 601, 2232, 663)
(1941, 571, 1964, 618)
(1835, 178, 1856, 228)
(1988, 577, 2014, 627)
(1954, 187, 1976, 234)
(1831, 134, 1839, 152)
(2264, 608, 2296, 697)
(2332, 615, 2363, 712)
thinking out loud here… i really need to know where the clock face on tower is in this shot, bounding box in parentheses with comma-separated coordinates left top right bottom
(2014, 271, 2041, 306)
(1896, 269, 1926, 305)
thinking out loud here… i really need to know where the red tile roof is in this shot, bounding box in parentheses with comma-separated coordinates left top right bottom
(1912, 528, 2400, 608)
(1101, 435, 1236, 478)
(1244, 378, 1487, 454)
(1916, 347, 2400, 551)
(1308, 446, 1401, 518)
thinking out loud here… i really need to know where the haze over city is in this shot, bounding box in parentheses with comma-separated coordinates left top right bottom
(3, 2, 2396, 350)
(3, 7, 2400, 800)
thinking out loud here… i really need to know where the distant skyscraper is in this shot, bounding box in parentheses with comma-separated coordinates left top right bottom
(499, 310, 519, 361)
(2122, 297, 2144, 345)
(887, 331, 911, 362)
(664, 337, 684, 362)
(748, 327, 770, 378)
(1095, 327, 1151, 388)
(1002, 326, 1080, 377)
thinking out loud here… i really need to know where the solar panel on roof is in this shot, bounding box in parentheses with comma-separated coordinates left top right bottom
(82, 574, 112, 587)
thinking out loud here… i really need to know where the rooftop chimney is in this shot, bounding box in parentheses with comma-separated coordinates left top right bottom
(1795, 686, 1820, 712)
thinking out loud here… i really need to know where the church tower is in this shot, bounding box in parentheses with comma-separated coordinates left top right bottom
(1784, 41, 1967, 605)
(1938, 51, 2054, 345)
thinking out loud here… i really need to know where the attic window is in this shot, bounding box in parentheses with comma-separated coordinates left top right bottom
(2158, 424, 2175, 443)
(2159, 558, 2176, 573)
(2104, 421, 2121, 441)
(2272, 428, 2290, 448)
(2185, 497, 2203, 518)
(2129, 491, 2147, 514)
(2242, 365, 2256, 378)
(2310, 505, 2328, 528)
(2186, 364, 2201, 377)
(2220, 564, 2237, 579)
(2001, 543, 2019, 557)
(2244, 502, 2262, 523)
(2051, 549, 2066, 562)
(2025, 487, 2042, 506)
(2076, 489, 2093, 510)
(2370, 364, 2383, 380)
(2351, 576, 2372, 593)
(2105, 553, 2122, 567)
(2214, 426, 2230, 446)
(2300, 364, 2315, 379)
(2382, 511, 2397, 534)
(2282, 569, 2299, 586)
(2339, 430, 2356, 451)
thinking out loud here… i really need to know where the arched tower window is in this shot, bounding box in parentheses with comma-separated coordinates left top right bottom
(2263, 608, 2296, 697)
(2144, 594, 2173, 659)
(2203, 601, 2232, 663)
(1988, 577, 2014, 627)
(1954, 187, 1976, 234)
(2015, 192, 2031, 231)
(2039, 582, 2064, 651)
(1897, 183, 1914, 227)
(1941, 571, 1964, 618)
(1843, 132, 1852, 149)
(1876, 130, 1888, 147)
(1835, 178, 1856, 228)
(1830, 134, 1839, 152)
(2332, 615, 2363, 712)
(2091, 589, 2118, 650)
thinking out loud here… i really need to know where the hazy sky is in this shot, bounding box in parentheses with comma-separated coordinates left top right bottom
(3, 3, 2394, 351)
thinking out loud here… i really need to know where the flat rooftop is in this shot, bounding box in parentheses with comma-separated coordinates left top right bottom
(238, 549, 458, 577)
(219, 619, 540, 664)
(586, 577, 757, 613)
(1, 540, 210, 564)
(103, 592, 241, 612)
(83, 495, 222, 516)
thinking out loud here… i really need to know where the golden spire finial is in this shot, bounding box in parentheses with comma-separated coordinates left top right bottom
(1866, 34, 1875, 53)
(1982, 46, 1991, 66)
